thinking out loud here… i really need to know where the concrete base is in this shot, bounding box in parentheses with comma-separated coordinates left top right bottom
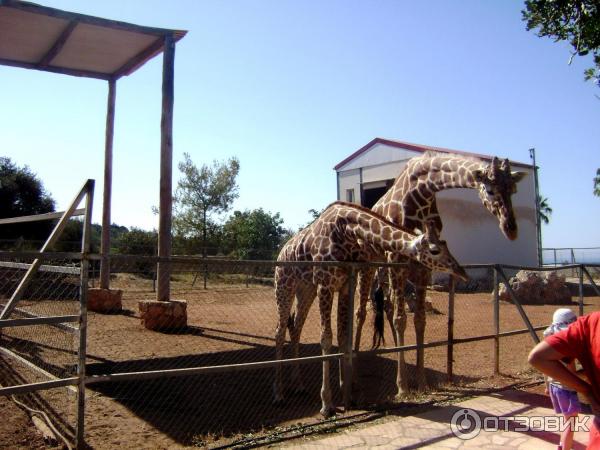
(138, 299, 187, 331)
(88, 288, 123, 313)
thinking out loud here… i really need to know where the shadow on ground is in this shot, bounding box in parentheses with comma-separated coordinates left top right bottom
(85, 336, 481, 446)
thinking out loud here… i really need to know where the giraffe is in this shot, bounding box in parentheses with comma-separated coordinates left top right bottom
(353, 153, 527, 395)
(273, 201, 467, 417)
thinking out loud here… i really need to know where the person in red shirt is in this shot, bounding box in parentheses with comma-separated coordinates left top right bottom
(529, 311, 600, 450)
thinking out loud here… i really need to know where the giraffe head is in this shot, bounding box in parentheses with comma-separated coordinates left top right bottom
(409, 220, 468, 281)
(473, 157, 527, 241)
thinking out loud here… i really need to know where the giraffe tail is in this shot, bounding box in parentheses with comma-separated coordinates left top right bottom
(371, 286, 385, 349)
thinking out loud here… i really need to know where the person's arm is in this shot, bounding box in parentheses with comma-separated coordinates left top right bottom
(529, 341, 600, 414)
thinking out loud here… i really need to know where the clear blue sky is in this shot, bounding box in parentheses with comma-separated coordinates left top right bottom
(1, 0, 599, 249)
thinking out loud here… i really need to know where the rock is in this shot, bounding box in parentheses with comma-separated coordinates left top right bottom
(497, 270, 572, 305)
(138, 299, 187, 331)
(88, 288, 122, 313)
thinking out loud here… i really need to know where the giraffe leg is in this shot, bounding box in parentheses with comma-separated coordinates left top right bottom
(337, 282, 349, 393)
(273, 269, 295, 403)
(383, 291, 397, 346)
(318, 284, 335, 418)
(289, 282, 316, 393)
(390, 268, 409, 397)
(413, 267, 430, 392)
(353, 268, 375, 352)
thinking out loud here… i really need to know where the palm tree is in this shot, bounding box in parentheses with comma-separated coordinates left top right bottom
(538, 195, 553, 225)
(594, 168, 600, 197)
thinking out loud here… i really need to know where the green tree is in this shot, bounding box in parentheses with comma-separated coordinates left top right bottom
(0, 157, 55, 247)
(523, 0, 600, 88)
(114, 228, 157, 255)
(222, 208, 287, 259)
(538, 195, 553, 224)
(594, 168, 600, 196)
(174, 153, 240, 256)
(302, 207, 325, 229)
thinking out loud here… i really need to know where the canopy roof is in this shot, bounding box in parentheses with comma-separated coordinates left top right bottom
(0, 0, 186, 80)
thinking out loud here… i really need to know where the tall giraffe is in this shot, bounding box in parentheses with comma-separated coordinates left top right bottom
(354, 153, 527, 394)
(273, 201, 467, 417)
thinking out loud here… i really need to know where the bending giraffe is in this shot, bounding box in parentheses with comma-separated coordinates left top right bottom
(354, 153, 527, 395)
(273, 201, 467, 417)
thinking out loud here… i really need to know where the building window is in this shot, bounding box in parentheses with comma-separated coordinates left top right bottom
(346, 189, 355, 203)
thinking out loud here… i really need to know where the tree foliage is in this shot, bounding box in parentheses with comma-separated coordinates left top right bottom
(594, 168, 600, 197)
(114, 227, 157, 255)
(538, 195, 553, 224)
(222, 208, 288, 259)
(174, 153, 240, 255)
(0, 157, 55, 246)
(523, 0, 600, 88)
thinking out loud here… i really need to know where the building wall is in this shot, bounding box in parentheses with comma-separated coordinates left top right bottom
(337, 169, 361, 203)
(335, 144, 537, 266)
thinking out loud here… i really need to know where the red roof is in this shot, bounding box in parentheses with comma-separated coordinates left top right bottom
(333, 138, 533, 171)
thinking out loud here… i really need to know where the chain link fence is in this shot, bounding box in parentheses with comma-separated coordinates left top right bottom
(0, 252, 83, 447)
(1, 253, 599, 448)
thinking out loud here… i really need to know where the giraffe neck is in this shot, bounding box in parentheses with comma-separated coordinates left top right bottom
(345, 217, 418, 259)
(373, 156, 486, 229)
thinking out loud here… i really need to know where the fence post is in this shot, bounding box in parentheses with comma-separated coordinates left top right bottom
(579, 265, 584, 317)
(496, 265, 540, 344)
(493, 266, 500, 375)
(343, 266, 356, 411)
(77, 180, 94, 449)
(581, 266, 600, 297)
(446, 275, 455, 383)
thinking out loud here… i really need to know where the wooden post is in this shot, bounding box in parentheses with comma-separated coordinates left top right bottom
(157, 34, 175, 302)
(100, 79, 116, 290)
(446, 275, 455, 382)
(493, 267, 500, 375)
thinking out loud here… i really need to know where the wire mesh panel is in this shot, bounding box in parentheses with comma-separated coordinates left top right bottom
(23, 255, 591, 448)
(83, 257, 354, 448)
(0, 253, 82, 446)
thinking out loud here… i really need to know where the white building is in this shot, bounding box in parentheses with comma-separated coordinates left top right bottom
(334, 138, 538, 267)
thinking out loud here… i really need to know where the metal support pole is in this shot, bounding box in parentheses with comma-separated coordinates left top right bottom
(529, 148, 542, 267)
(76, 180, 94, 449)
(579, 265, 584, 317)
(343, 266, 356, 411)
(496, 265, 540, 344)
(447, 276, 455, 382)
(582, 266, 600, 297)
(493, 267, 500, 375)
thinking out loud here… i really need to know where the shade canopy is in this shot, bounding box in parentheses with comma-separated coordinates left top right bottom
(0, 0, 186, 80)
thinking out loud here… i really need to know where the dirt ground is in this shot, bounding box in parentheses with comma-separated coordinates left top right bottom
(1, 273, 599, 449)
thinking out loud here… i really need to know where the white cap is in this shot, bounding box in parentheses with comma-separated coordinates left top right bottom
(552, 308, 577, 330)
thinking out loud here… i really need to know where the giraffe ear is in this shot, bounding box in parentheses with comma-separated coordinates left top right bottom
(409, 234, 425, 251)
(472, 169, 485, 182)
(511, 171, 527, 183)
